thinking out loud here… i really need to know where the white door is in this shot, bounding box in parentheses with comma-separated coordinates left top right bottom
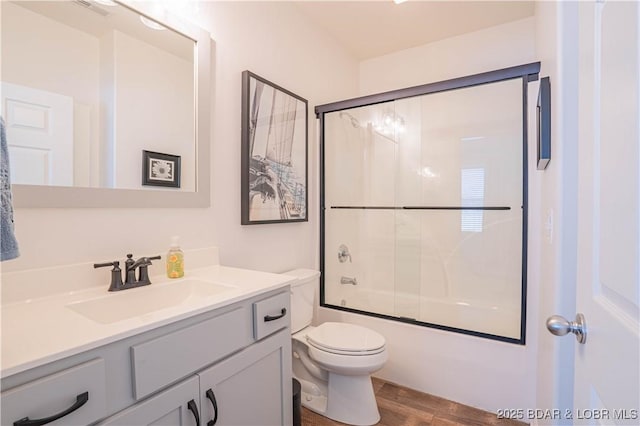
(1, 82, 73, 186)
(573, 0, 639, 423)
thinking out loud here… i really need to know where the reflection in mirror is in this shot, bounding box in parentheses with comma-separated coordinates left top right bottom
(1, 0, 196, 192)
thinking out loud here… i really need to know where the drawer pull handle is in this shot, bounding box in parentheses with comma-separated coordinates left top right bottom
(206, 389, 218, 425)
(187, 399, 200, 426)
(264, 308, 287, 322)
(14, 391, 89, 426)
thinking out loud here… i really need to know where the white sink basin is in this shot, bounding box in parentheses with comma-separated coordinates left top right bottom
(66, 279, 235, 324)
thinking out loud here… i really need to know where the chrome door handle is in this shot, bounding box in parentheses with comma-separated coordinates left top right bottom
(546, 313, 587, 344)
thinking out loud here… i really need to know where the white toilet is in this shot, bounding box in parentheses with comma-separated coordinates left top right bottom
(284, 269, 388, 426)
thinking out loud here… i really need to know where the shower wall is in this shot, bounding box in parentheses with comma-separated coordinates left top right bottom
(323, 77, 525, 341)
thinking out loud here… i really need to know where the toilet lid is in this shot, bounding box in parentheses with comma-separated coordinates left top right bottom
(306, 322, 385, 354)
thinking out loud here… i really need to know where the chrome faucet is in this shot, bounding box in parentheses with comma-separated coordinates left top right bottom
(340, 276, 358, 285)
(95, 253, 161, 291)
(338, 244, 352, 263)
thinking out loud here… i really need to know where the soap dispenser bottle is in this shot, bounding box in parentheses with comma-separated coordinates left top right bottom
(166, 236, 184, 279)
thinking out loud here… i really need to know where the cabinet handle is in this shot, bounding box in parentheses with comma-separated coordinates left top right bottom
(264, 308, 287, 322)
(187, 399, 200, 426)
(205, 389, 218, 426)
(14, 391, 89, 426)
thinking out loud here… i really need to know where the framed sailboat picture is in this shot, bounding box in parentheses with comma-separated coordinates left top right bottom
(241, 71, 308, 224)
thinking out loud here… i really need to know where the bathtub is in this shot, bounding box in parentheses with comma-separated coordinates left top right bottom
(326, 288, 521, 340)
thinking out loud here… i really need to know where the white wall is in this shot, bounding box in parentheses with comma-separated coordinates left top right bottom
(198, 1, 359, 271)
(319, 17, 538, 413)
(359, 17, 536, 95)
(2, 2, 359, 274)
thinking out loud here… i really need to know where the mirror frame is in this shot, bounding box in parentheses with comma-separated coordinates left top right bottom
(11, 0, 211, 208)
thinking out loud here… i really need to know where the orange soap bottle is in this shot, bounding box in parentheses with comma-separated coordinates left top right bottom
(166, 236, 184, 279)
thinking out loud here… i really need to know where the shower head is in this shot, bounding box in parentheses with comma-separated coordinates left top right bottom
(339, 111, 361, 129)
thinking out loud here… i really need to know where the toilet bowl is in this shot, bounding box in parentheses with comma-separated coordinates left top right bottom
(285, 269, 388, 426)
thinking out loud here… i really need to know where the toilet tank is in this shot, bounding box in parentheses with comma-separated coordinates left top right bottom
(283, 269, 321, 333)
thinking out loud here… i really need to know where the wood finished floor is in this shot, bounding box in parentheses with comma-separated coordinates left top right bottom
(301, 378, 527, 426)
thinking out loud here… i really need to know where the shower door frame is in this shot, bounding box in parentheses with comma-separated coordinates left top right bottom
(316, 62, 541, 345)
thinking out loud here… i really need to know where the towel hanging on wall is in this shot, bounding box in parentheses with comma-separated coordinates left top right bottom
(1, 116, 20, 261)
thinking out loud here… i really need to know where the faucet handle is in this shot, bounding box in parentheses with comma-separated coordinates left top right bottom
(338, 244, 352, 263)
(94, 260, 120, 269)
(94, 261, 124, 291)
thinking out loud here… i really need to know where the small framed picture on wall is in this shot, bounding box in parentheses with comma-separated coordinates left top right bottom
(142, 150, 181, 188)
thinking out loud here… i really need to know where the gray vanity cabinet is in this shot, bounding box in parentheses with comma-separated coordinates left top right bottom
(1, 288, 292, 426)
(98, 325, 292, 426)
(198, 328, 291, 426)
(98, 328, 291, 426)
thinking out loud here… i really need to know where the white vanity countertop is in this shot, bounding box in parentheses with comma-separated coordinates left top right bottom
(1, 265, 296, 379)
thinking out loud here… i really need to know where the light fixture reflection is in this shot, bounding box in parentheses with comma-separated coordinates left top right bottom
(140, 15, 167, 31)
(378, 111, 405, 134)
(418, 166, 438, 179)
(93, 0, 117, 6)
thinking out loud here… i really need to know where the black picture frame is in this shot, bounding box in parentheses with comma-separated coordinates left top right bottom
(537, 76, 551, 170)
(241, 71, 308, 224)
(142, 150, 181, 188)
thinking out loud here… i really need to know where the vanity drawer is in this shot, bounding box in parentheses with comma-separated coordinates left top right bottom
(253, 291, 290, 340)
(0, 358, 107, 426)
(131, 306, 251, 399)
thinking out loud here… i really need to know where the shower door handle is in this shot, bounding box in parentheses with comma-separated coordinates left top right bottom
(546, 313, 587, 344)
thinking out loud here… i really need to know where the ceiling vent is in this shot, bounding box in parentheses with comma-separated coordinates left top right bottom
(71, 0, 110, 17)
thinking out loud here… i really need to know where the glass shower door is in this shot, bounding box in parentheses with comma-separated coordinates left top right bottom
(322, 74, 527, 342)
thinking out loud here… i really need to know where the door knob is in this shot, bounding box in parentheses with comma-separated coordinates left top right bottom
(546, 313, 587, 344)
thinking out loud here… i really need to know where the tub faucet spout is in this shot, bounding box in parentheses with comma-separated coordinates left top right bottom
(340, 276, 357, 285)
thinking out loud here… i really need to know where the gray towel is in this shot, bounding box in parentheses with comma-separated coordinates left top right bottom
(1, 116, 20, 261)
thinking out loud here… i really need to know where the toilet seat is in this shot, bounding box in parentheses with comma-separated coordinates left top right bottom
(306, 322, 385, 356)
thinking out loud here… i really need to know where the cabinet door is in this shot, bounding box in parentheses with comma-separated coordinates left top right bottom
(97, 376, 200, 426)
(198, 329, 292, 426)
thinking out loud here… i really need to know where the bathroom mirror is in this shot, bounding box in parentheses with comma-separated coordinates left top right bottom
(1, 0, 210, 207)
